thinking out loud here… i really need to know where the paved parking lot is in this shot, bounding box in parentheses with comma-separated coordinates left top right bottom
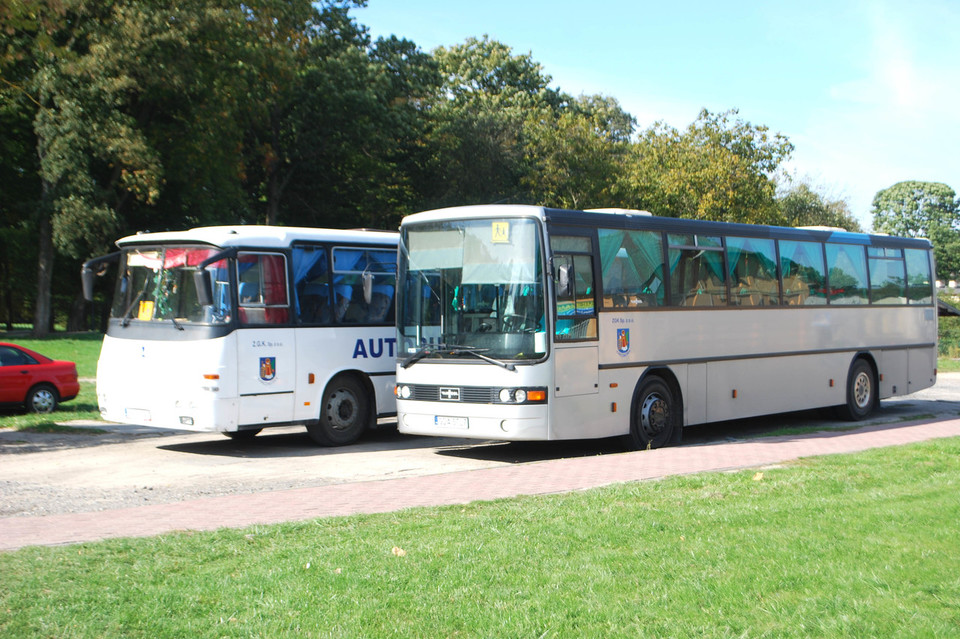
(1, 373, 957, 551)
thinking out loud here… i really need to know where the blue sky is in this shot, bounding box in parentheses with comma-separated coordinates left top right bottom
(355, 0, 959, 229)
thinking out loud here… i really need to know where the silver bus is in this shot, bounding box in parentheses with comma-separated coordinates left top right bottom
(393, 205, 937, 449)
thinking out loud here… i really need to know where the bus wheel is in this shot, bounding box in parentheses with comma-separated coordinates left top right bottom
(838, 358, 876, 421)
(308, 376, 368, 446)
(224, 429, 261, 441)
(624, 377, 677, 451)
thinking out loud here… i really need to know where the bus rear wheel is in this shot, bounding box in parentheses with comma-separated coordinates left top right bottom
(623, 377, 679, 451)
(837, 358, 877, 421)
(307, 376, 369, 446)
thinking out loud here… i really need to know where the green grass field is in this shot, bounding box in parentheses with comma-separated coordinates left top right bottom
(1, 438, 958, 637)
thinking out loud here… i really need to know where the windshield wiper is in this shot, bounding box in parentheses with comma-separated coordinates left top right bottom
(440, 345, 517, 371)
(400, 343, 516, 371)
(400, 344, 442, 369)
(170, 317, 185, 331)
(120, 293, 144, 327)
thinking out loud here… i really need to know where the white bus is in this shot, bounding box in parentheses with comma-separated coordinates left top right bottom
(82, 225, 399, 445)
(393, 205, 937, 448)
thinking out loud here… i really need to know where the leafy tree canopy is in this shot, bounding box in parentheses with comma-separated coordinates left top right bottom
(872, 181, 960, 279)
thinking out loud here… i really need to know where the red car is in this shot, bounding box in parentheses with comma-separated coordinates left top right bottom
(0, 342, 80, 413)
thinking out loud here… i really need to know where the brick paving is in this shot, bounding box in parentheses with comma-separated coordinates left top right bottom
(2, 417, 959, 552)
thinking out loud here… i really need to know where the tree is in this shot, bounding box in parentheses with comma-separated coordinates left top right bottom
(621, 109, 793, 224)
(425, 36, 564, 207)
(1, 0, 323, 334)
(871, 181, 960, 279)
(521, 95, 634, 209)
(777, 179, 861, 232)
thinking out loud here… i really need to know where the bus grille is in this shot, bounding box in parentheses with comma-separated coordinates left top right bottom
(406, 385, 497, 403)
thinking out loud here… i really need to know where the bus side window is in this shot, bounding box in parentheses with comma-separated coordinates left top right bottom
(598, 229, 664, 309)
(667, 234, 725, 307)
(904, 248, 933, 304)
(826, 244, 868, 305)
(292, 246, 330, 324)
(778, 240, 827, 305)
(727, 236, 779, 306)
(553, 252, 597, 341)
(238, 252, 290, 325)
(331, 247, 397, 325)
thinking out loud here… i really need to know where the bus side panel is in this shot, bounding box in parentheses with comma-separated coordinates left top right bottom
(704, 354, 847, 423)
(550, 345, 603, 439)
(878, 349, 908, 399)
(237, 328, 297, 426)
(293, 326, 397, 423)
(907, 347, 937, 395)
(684, 363, 707, 426)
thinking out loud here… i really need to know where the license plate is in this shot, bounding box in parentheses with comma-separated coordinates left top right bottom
(124, 408, 152, 422)
(434, 415, 468, 428)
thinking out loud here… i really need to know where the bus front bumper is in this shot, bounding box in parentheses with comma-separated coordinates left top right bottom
(397, 401, 550, 440)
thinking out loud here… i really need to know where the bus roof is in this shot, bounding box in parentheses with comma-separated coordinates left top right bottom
(115, 225, 398, 250)
(400, 204, 932, 250)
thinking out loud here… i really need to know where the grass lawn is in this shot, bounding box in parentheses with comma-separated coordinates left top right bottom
(1, 438, 958, 638)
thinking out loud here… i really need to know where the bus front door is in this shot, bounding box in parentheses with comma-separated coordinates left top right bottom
(237, 329, 297, 426)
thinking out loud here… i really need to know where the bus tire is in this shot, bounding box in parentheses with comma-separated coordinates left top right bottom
(837, 358, 876, 421)
(307, 375, 368, 446)
(623, 376, 678, 451)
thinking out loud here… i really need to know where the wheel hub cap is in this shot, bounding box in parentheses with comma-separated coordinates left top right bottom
(327, 389, 357, 431)
(640, 393, 669, 437)
(854, 372, 871, 409)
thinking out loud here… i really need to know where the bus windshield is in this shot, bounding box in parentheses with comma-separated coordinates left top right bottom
(397, 218, 548, 362)
(112, 246, 231, 326)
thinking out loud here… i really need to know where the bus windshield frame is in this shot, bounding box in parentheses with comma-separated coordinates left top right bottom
(111, 245, 232, 327)
(397, 217, 549, 363)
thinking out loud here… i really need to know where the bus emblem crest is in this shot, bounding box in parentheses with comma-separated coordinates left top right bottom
(259, 357, 277, 382)
(616, 329, 630, 355)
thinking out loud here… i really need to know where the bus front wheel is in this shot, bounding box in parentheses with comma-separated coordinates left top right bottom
(307, 376, 369, 446)
(837, 358, 877, 421)
(624, 377, 679, 451)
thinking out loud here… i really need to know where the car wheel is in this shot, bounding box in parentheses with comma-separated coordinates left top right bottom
(28, 384, 59, 414)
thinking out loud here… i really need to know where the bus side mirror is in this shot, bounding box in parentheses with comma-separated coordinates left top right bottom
(194, 269, 213, 307)
(80, 251, 121, 302)
(557, 263, 571, 298)
(81, 268, 96, 302)
(194, 247, 236, 308)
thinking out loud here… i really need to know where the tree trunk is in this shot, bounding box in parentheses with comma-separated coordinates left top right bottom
(66, 291, 87, 332)
(32, 191, 54, 337)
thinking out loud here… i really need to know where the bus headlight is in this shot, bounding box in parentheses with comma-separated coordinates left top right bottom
(497, 388, 547, 404)
(395, 385, 411, 399)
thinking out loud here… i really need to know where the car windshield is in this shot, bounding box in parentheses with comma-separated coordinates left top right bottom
(111, 246, 231, 325)
(397, 218, 547, 362)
